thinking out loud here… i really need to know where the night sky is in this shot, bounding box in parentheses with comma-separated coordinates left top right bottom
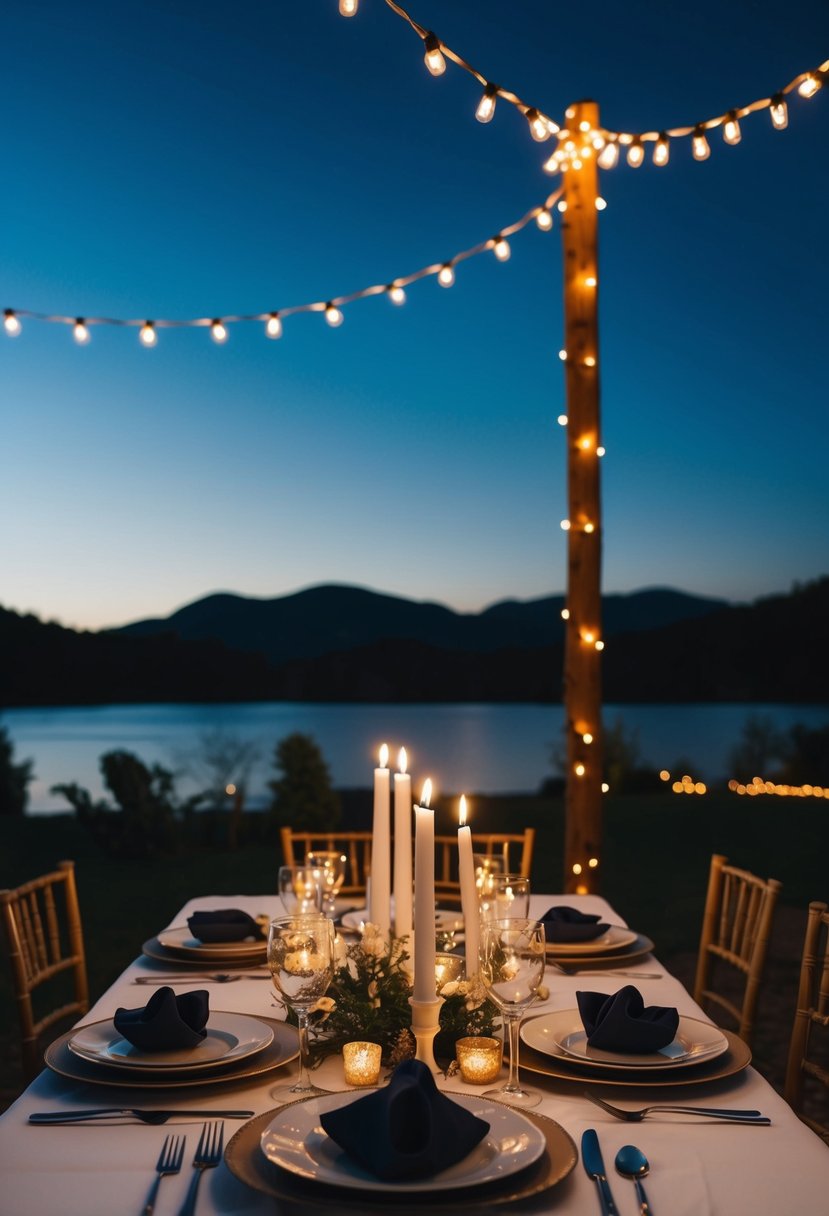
(2, 0, 827, 631)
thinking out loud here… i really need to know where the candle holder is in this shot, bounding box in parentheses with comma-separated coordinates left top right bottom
(409, 994, 445, 1073)
(342, 1040, 382, 1087)
(456, 1036, 503, 1085)
(434, 952, 465, 990)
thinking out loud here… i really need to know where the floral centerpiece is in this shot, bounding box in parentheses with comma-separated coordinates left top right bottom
(280, 923, 499, 1068)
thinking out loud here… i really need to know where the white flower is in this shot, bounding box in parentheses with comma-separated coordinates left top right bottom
(440, 980, 461, 997)
(360, 924, 387, 958)
(537, 984, 550, 1001)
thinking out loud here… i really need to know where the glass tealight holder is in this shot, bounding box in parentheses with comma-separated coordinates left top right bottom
(435, 952, 464, 991)
(342, 1040, 382, 1087)
(456, 1036, 503, 1085)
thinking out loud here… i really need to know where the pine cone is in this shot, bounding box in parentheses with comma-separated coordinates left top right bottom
(387, 1027, 415, 1067)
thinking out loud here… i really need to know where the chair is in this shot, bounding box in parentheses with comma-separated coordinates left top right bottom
(784, 901, 829, 1142)
(435, 829, 535, 907)
(0, 859, 89, 1080)
(692, 852, 781, 1047)
(280, 828, 373, 898)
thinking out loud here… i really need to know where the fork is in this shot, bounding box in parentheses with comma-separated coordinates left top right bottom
(585, 1091, 770, 1124)
(143, 1134, 185, 1216)
(177, 1121, 224, 1216)
(549, 966, 663, 978)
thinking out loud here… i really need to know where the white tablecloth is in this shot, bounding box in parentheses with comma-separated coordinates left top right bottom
(1, 893, 827, 1214)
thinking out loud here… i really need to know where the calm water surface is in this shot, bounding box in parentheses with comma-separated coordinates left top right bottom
(4, 701, 828, 814)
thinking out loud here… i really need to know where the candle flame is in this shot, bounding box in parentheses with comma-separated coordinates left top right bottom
(459, 794, 467, 826)
(378, 743, 389, 768)
(398, 746, 407, 774)
(420, 779, 432, 808)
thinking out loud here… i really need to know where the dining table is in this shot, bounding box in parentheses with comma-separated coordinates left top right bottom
(1, 891, 827, 1215)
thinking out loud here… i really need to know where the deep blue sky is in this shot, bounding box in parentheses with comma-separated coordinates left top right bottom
(2, 0, 827, 630)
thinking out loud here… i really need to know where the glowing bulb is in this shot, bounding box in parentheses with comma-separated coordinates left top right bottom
(573, 863, 583, 875)
(581, 629, 595, 644)
(210, 320, 227, 343)
(585, 275, 597, 287)
(627, 139, 644, 168)
(579, 436, 593, 450)
(558, 349, 568, 361)
(583, 355, 596, 367)
(595, 197, 607, 210)
(575, 764, 585, 777)
(325, 304, 343, 327)
(266, 313, 282, 338)
(139, 322, 156, 347)
(525, 107, 550, 142)
(557, 414, 568, 426)
(770, 94, 788, 129)
(73, 319, 90, 344)
(437, 264, 455, 287)
(561, 608, 570, 620)
(476, 85, 498, 124)
(653, 133, 670, 166)
(423, 33, 446, 77)
(583, 732, 593, 744)
(597, 445, 606, 457)
(3, 310, 21, 336)
(798, 73, 822, 98)
(723, 112, 742, 145)
(692, 127, 711, 161)
(536, 208, 553, 230)
(597, 141, 619, 169)
(595, 639, 604, 651)
(560, 519, 571, 531)
(493, 237, 511, 261)
(557, 200, 568, 212)
(388, 285, 406, 305)
(601, 782, 609, 793)
(339, 0, 358, 13)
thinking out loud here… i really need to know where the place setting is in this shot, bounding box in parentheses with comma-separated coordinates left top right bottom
(539, 905, 655, 970)
(141, 908, 270, 970)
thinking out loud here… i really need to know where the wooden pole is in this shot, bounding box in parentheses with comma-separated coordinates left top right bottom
(560, 99, 604, 893)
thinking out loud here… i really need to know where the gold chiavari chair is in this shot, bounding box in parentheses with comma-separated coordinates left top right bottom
(435, 829, 535, 908)
(784, 900, 829, 1142)
(280, 828, 373, 898)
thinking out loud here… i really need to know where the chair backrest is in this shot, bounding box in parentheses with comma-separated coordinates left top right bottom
(784, 900, 829, 1143)
(280, 829, 373, 896)
(0, 859, 89, 1080)
(692, 852, 781, 1047)
(435, 829, 535, 907)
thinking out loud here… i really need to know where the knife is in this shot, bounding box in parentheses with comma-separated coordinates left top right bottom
(582, 1128, 620, 1216)
(29, 1108, 254, 1125)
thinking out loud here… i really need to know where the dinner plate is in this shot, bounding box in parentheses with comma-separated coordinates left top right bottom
(68, 1012, 273, 1072)
(341, 909, 464, 934)
(521, 1009, 729, 1070)
(155, 925, 268, 961)
(141, 937, 266, 969)
(226, 1098, 578, 1210)
(45, 1016, 299, 1089)
(259, 1091, 546, 1194)
(545, 934, 655, 970)
(545, 926, 638, 955)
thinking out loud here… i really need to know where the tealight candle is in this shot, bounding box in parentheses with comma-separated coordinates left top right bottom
(434, 952, 464, 991)
(342, 1040, 382, 1087)
(455, 1036, 503, 1085)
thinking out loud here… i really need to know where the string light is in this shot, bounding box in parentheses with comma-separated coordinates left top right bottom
(139, 322, 157, 347)
(210, 320, 227, 343)
(627, 138, 644, 167)
(560, 607, 570, 620)
(671, 774, 707, 795)
(692, 126, 711, 160)
(525, 107, 551, 142)
(558, 349, 568, 361)
(583, 732, 593, 744)
(266, 313, 283, 338)
(723, 111, 742, 145)
(4, 310, 21, 336)
(597, 140, 619, 169)
(422, 32, 446, 77)
(729, 777, 826, 799)
(338, 0, 359, 14)
(325, 303, 344, 326)
(597, 445, 606, 457)
(595, 197, 607, 210)
(73, 319, 90, 345)
(653, 133, 670, 166)
(476, 84, 498, 124)
(575, 764, 586, 777)
(437, 264, 455, 287)
(601, 783, 610, 793)
(388, 284, 406, 305)
(557, 414, 568, 426)
(798, 72, 823, 98)
(492, 236, 511, 261)
(560, 519, 571, 530)
(770, 94, 788, 129)
(557, 200, 568, 212)
(536, 208, 553, 230)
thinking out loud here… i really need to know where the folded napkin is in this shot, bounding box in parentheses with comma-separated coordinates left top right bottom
(187, 908, 265, 943)
(113, 985, 209, 1051)
(320, 1059, 490, 1181)
(541, 905, 609, 943)
(576, 984, 679, 1053)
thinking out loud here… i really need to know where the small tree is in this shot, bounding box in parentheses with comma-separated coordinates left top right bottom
(268, 733, 340, 831)
(0, 724, 34, 815)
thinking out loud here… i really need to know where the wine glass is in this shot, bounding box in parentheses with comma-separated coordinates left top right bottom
(267, 915, 334, 1100)
(278, 865, 322, 915)
(478, 917, 546, 1108)
(481, 875, 531, 922)
(474, 854, 504, 921)
(306, 851, 347, 917)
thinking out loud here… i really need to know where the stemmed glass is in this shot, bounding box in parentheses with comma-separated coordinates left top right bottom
(306, 851, 347, 918)
(482, 875, 531, 922)
(479, 917, 546, 1108)
(278, 865, 322, 915)
(267, 915, 334, 1101)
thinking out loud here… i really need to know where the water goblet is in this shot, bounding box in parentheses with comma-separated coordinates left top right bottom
(278, 865, 322, 915)
(482, 874, 531, 922)
(474, 854, 504, 920)
(306, 851, 347, 917)
(267, 915, 334, 1101)
(478, 917, 546, 1108)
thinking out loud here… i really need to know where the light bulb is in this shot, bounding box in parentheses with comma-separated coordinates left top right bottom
(339, 0, 358, 13)
(536, 208, 553, 230)
(583, 355, 596, 367)
(325, 303, 343, 327)
(597, 140, 619, 169)
(139, 322, 156, 347)
(653, 133, 670, 166)
(3, 310, 21, 336)
(597, 445, 606, 457)
(575, 764, 585, 777)
(723, 112, 741, 145)
(798, 73, 822, 98)
(583, 732, 593, 744)
(525, 107, 550, 142)
(557, 199, 568, 212)
(584, 521, 595, 533)
(770, 94, 788, 129)
(579, 435, 593, 450)
(595, 197, 607, 210)
(595, 639, 605, 650)
(388, 285, 406, 305)
(557, 414, 568, 426)
(584, 275, 597, 287)
(558, 349, 568, 361)
(476, 84, 497, 124)
(560, 519, 571, 530)
(73, 319, 90, 344)
(423, 33, 446, 77)
(627, 139, 644, 167)
(437, 264, 455, 287)
(493, 237, 511, 261)
(561, 608, 570, 619)
(543, 152, 561, 174)
(210, 320, 227, 343)
(601, 782, 609, 793)
(692, 127, 711, 161)
(266, 314, 283, 338)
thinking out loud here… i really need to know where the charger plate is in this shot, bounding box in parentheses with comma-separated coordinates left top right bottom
(225, 1097, 577, 1211)
(141, 937, 266, 969)
(68, 1012, 273, 1072)
(157, 926, 267, 959)
(45, 1016, 298, 1090)
(545, 934, 655, 970)
(521, 1010, 728, 1070)
(546, 926, 638, 955)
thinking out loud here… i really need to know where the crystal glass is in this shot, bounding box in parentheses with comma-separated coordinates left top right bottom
(278, 865, 322, 915)
(267, 915, 334, 1100)
(306, 851, 347, 917)
(479, 917, 546, 1108)
(481, 875, 531, 922)
(474, 854, 504, 921)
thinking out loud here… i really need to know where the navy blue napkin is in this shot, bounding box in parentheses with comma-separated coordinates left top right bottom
(541, 905, 609, 943)
(576, 985, 679, 1053)
(320, 1059, 490, 1181)
(187, 909, 265, 943)
(113, 985, 209, 1051)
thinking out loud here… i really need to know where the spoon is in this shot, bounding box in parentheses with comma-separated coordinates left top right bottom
(615, 1144, 652, 1214)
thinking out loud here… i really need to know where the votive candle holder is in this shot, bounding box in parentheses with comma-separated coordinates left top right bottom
(455, 1036, 503, 1085)
(342, 1040, 382, 1087)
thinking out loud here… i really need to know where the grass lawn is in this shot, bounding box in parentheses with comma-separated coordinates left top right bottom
(1, 788, 826, 1110)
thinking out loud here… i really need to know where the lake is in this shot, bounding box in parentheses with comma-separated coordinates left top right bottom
(3, 701, 827, 814)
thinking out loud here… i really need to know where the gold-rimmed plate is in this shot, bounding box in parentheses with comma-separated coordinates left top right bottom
(546, 926, 638, 955)
(68, 1012, 273, 1072)
(158, 926, 267, 959)
(141, 937, 266, 969)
